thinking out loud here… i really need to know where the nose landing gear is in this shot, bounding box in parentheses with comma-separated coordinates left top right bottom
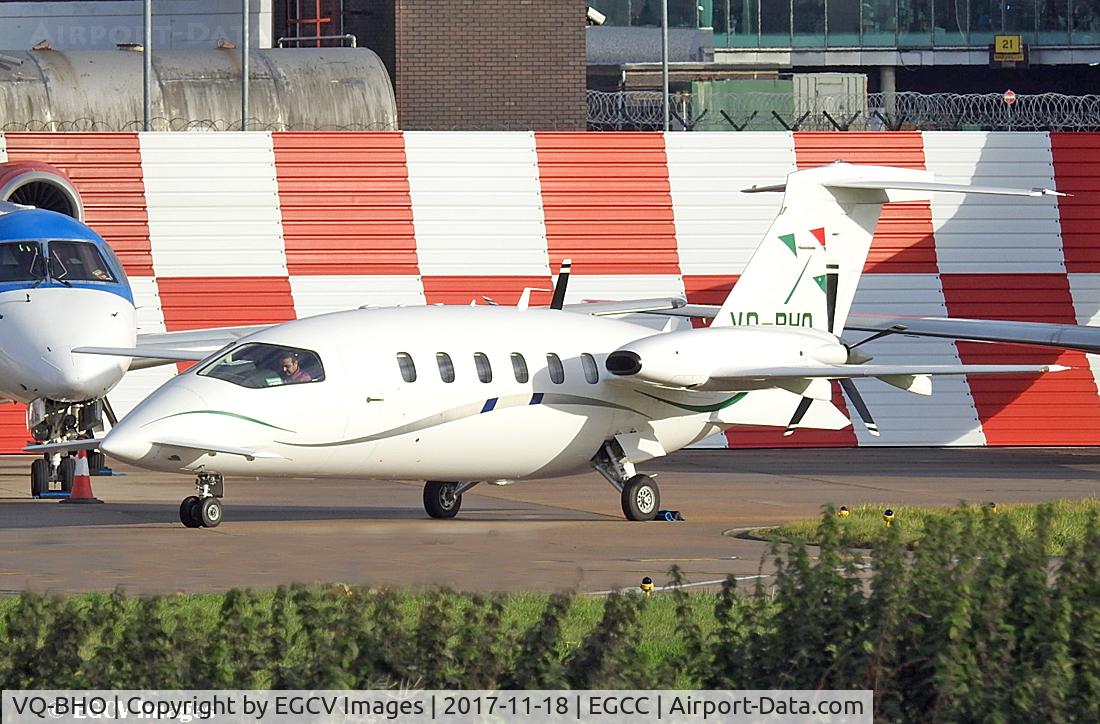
(179, 472, 224, 528)
(423, 481, 480, 519)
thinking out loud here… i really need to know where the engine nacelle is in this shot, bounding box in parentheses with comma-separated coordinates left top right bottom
(0, 161, 84, 220)
(606, 326, 849, 389)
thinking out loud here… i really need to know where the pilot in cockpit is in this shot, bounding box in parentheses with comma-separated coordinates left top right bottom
(279, 351, 313, 384)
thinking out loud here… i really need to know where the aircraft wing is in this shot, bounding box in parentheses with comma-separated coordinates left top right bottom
(74, 324, 272, 370)
(562, 297, 686, 316)
(25, 438, 104, 453)
(844, 314, 1100, 355)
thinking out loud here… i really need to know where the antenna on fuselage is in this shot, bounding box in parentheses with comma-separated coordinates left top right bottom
(550, 258, 571, 310)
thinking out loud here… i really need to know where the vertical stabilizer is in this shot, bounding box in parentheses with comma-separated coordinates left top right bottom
(712, 162, 936, 336)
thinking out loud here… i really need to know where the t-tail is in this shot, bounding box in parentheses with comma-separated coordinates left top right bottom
(713, 162, 1064, 337)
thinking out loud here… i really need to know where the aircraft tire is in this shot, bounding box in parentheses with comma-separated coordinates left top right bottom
(88, 451, 106, 473)
(58, 456, 76, 493)
(180, 496, 203, 528)
(424, 481, 462, 519)
(199, 497, 223, 528)
(621, 474, 660, 521)
(30, 458, 48, 497)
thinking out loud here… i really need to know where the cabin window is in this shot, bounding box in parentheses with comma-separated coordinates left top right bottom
(474, 353, 492, 383)
(581, 353, 599, 384)
(47, 240, 116, 282)
(436, 352, 455, 383)
(547, 353, 565, 384)
(198, 343, 324, 389)
(396, 352, 416, 383)
(511, 353, 529, 383)
(0, 241, 43, 282)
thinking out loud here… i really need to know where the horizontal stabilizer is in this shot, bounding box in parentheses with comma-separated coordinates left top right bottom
(824, 179, 1065, 197)
(25, 438, 103, 454)
(151, 439, 284, 461)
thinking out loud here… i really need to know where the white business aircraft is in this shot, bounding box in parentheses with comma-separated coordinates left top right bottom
(0, 162, 262, 497)
(51, 162, 1070, 528)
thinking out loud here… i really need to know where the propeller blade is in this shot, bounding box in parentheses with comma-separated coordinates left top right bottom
(783, 396, 814, 436)
(840, 378, 879, 437)
(550, 258, 571, 310)
(825, 262, 839, 334)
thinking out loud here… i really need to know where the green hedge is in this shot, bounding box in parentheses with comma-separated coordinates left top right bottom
(2, 505, 1099, 723)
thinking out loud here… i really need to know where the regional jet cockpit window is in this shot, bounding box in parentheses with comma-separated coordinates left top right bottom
(47, 240, 117, 282)
(198, 343, 326, 389)
(0, 241, 43, 282)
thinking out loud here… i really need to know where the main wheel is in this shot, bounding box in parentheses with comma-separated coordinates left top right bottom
(179, 496, 202, 528)
(199, 497, 223, 528)
(621, 474, 660, 521)
(424, 481, 462, 519)
(58, 456, 76, 493)
(30, 458, 48, 497)
(88, 451, 106, 473)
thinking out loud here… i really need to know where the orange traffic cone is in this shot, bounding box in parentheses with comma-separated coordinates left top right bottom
(62, 449, 102, 504)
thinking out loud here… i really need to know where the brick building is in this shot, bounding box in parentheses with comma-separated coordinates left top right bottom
(276, 0, 587, 130)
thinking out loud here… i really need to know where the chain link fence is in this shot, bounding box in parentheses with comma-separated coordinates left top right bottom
(587, 91, 1100, 132)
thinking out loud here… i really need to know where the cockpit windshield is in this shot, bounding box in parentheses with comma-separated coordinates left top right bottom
(0, 241, 44, 282)
(198, 343, 325, 389)
(48, 240, 116, 282)
(0, 239, 118, 284)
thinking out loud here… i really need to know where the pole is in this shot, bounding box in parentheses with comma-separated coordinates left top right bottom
(242, 0, 250, 131)
(662, 0, 669, 131)
(143, 0, 152, 131)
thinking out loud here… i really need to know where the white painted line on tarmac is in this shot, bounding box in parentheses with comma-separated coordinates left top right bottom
(586, 574, 770, 596)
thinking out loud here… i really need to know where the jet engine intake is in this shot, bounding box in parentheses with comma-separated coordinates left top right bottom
(0, 161, 84, 220)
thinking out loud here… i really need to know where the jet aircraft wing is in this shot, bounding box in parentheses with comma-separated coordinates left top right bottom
(562, 297, 686, 316)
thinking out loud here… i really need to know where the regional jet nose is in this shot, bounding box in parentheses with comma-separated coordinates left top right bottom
(39, 347, 126, 400)
(102, 384, 208, 466)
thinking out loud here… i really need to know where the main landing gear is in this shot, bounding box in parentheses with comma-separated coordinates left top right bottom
(592, 440, 661, 521)
(423, 481, 480, 519)
(179, 472, 224, 528)
(28, 397, 108, 497)
(29, 454, 76, 497)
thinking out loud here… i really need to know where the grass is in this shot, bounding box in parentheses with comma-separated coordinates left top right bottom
(753, 498, 1100, 556)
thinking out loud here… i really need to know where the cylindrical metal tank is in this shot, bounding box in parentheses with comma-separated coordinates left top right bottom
(0, 47, 397, 131)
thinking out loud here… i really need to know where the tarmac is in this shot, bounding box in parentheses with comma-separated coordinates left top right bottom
(1, 447, 1099, 596)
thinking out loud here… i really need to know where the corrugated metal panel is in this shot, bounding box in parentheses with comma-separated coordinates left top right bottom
(848, 274, 985, 446)
(794, 132, 937, 274)
(140, 132, 287, 277)
(1068, 273, 1100, 409)
(157, 277, 296, 331)
(0, 405, 28, 458)
(535, 132, 680, 275)
(274, 132, 418, 276)
(4, 132, 152, 275)
(1051, 133, 1100, 273)
(421, 276, 554, 306)
(941, 273, 1100, 446)
(108, 277, 177, 419)
(290, 275, 426, 319)
(405, 132, 549, 276)
(664, 132, 794, 275)
(924, 132, 1065, 275)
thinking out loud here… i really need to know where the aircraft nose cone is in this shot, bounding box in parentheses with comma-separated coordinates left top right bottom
(41, 349, 124, 399)
(102, 384, 207, 466)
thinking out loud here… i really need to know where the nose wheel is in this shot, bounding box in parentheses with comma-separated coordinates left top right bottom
(423, 481, 479, 519)
(179, 473, 224, 528)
